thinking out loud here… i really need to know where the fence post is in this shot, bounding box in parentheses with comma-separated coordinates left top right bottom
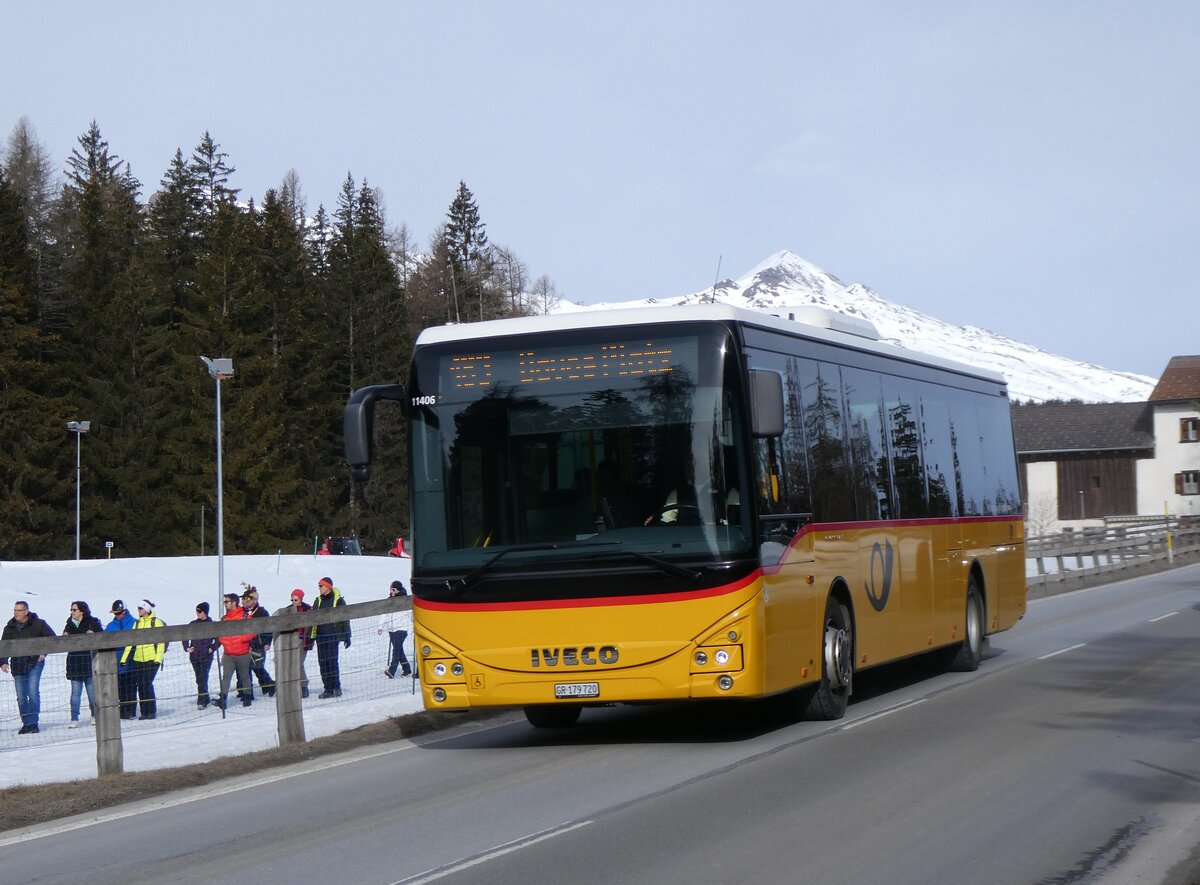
(274, 630, 305, 745)
(92, 650, 123, 776)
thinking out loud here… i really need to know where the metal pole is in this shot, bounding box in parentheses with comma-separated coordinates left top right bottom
(74, 430, 82, 560)
(215, 375, 226, 605)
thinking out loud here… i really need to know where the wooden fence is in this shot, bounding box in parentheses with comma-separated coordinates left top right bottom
(1025, 520, 1200, 599)
(0, 595, 411, 775)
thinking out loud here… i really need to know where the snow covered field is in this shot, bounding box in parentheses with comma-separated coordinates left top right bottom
(0, 554, 421, 788)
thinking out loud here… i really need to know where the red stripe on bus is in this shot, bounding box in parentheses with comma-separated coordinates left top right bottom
(414, 570, 763, 612)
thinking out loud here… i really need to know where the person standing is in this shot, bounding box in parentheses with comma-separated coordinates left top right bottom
(1, 601, 55, 734)
(242, 587, 275, 697)
(377, 580, 412, 679)
(183, 602, 218, 708)
(121, 600, 166, 720)
(287, 589, 314, 698)
(62, 601, 104, 728)
(105, 600, 138, 720)
(310, 576, 350, 698)
(217, 593, 254, 709)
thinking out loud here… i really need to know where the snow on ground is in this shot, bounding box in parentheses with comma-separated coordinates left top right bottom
(0, 554, 421, 788)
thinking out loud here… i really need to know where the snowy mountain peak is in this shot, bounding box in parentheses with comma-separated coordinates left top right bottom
(561, 252, 1156, 403)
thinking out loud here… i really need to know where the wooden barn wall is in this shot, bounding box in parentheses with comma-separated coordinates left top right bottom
(1055, 454, 1138, 519)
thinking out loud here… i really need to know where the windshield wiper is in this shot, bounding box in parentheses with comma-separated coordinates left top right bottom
(445, 540, 623, 594)
(576, 549, 704, 582)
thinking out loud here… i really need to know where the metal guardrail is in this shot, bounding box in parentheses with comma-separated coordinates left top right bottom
(1025, 522, 1200, 599)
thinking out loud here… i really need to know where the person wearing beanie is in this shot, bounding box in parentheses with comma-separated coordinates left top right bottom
(216, 593, 254, 709)
(121, 600, 167, 720)
(104, 600, 138, 719)
(1, 601, 56, 735)
(311, 576, 350, 698)
(287, 589, 314, 698)
(184, 601, 219, 709)
(378, 580, 413, 679)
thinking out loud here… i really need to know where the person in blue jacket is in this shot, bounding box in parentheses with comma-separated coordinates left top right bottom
(104, 600, 138, 719)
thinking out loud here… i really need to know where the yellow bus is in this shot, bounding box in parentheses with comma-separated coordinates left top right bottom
(345, 304, 1026, 727)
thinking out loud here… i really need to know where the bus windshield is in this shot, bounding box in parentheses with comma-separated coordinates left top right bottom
(408, 324, 753, 580)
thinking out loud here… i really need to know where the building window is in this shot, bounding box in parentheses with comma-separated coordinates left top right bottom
(1178, 471, 1200, 496)
(1182, 417, 1200, 443)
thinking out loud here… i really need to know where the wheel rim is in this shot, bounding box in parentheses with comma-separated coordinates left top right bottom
(824, 620, 852, 691)
(967, 592, 982, 654)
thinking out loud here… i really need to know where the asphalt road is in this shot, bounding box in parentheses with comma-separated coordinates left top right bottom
(4, 564, 1200, 885)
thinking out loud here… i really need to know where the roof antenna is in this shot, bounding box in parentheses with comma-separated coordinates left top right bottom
(709, 255, 722, 303)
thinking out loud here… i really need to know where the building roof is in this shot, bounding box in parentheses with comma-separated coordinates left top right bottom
(1149, 355, 1200, 403)
(1010, 401, 1154, 455)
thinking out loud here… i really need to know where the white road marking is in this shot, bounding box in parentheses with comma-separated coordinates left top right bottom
(1039, 643, 1087, 660)
(393, 820, 594, 884)
(1148, 611, 1179, 623)
(840, 698, 927, 730)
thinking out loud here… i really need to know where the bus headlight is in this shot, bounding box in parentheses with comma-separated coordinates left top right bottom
(432, 688, 447, 702)
(715, 649, 729, 665)
(717, 675, 734, 691)
(434, 663, 447, 677)
(451, 663, 464, 676)
(695, 651, 708, 666)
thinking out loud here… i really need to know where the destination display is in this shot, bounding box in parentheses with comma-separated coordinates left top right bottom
(444, 337, 695, 395)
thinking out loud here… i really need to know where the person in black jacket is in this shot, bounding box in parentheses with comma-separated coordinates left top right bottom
(242, 587, 275, 697)
(62, 600, 104, 727)
(1, 601, 56, 734)
(183, 601, 219, 708)
(310, 577, 350, 698)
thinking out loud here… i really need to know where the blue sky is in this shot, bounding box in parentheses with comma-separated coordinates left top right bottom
(4, 2, 1196, 379)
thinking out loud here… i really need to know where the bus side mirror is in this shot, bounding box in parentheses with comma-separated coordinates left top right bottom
(344, 384, 408, 482)
(748, 370, 784, 438)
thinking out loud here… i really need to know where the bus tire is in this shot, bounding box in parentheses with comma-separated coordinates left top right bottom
(946, 576, 985, 672)
(801, 596, 853, 721)
(524, 704, 582, 728)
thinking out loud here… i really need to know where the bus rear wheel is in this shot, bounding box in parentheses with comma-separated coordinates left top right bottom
(946, 577, 984, 672)
(524, 704, 582, 728)
(799, 596, 853, 721)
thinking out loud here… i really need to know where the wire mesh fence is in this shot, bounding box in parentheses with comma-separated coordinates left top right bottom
(0, 613, 418, 756)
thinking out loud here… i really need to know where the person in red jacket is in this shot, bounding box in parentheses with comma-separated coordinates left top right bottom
(216, 593, 254, 709)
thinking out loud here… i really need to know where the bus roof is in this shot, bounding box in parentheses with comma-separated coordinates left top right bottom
(414, 304, 1008, 388)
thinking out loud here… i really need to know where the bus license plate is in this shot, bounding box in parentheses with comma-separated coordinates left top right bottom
(555, 682, 599, 699)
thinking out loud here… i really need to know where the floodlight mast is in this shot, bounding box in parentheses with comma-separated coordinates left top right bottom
(66, 420, 91, 559)
(200, 356, 234, 608)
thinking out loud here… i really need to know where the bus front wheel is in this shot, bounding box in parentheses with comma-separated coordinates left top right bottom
(946, 577, 984, 672)
(524, 704, 582, 728)
(799, 596, 853, 721)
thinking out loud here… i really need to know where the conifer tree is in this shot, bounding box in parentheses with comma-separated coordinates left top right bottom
(2, 117, 61, 354)
(55, 122, 160, 554)
(444, 181, 502, 321)
(0, 168, 69, 558)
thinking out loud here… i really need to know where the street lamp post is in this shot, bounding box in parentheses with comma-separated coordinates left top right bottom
(200, 357, 234, 608)
(66, 420, 91, 560)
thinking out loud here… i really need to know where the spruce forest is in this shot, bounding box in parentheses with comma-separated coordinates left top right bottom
(0, 119, 560, 561)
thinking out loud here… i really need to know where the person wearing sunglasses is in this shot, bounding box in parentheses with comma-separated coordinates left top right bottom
(184, 602, 219, 708)
(287, 590, 314, 698)
(62, 601, 104, 727)
(104, 600, 138, 720)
